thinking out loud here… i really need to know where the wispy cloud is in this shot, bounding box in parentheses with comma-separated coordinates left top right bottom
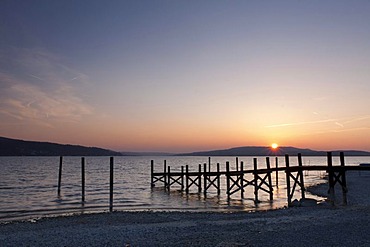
(335, 122, 344, 127)
(0, 48, 93, 128)
(265, 113, 370, 137)
(303, 127, 370, 136)
(265, 119, 338, 128)
(343, 115, 370, 125)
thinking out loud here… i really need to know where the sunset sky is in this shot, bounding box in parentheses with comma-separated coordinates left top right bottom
(1, 1, 370, 152)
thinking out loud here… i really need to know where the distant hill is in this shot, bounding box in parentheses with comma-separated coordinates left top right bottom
(2, 136, 370, 157)
(178, 146, 370, 156)
(120, 151, 174, 156)
(0, 136, 122, 156)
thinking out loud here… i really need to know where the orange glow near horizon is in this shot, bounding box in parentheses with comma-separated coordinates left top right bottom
(271, 143, 279, 150)
(2, 2, 370, 154)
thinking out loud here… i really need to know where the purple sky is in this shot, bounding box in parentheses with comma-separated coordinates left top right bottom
(1, 1, 370, 152)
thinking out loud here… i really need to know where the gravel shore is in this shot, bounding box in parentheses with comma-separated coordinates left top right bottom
(1, 171, 370, 246)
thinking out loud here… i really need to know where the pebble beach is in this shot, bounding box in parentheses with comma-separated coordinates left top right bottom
(1, 171, 370, 247)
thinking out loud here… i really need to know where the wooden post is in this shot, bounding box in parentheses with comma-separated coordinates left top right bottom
(109, 157, 114, 212)
(275, 157, 278, 187)
(266, 157, 273, 201)
(198, 164, 202, 194)
(285, 154, 291, 205)
(57, 156, 63, 195)
(236, 157, 239, 171)
(208, 157, 211, 173)
(185, 165, 189, 194)
(217, 163, 221, 195)
(226, 162, 230, 199)
(340, 152, 347, 205)
(151, 160, 154, 188)
(181, 166, 184, 191)
(81, 157, 85, 202)
(298, 153, 305, 199)
(327, 152, 335, 205)
(203, 163, 207, 197)
(167, 166, 171, 191)
(240, 161, 244, 198)
(253, 158, 258, 203)
(163, 160, 167, 188)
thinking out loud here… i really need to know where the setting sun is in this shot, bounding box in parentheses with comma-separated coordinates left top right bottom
(271, 143, 279, 149)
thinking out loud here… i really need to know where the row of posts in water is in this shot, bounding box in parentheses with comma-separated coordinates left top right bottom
(57, 156, 114, 212)
(56, 152, 367, 211)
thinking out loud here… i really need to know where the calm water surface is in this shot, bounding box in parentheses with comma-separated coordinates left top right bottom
(1, 156, 369, 221)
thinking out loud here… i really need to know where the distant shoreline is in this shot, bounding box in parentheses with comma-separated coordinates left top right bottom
(2, 136, 370, 156)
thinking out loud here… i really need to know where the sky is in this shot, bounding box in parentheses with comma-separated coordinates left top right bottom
(1, 0, 370, 152)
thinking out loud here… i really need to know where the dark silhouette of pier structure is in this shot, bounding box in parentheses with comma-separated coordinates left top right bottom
(56, 152, 370, 212)
(151, 152, 370, 206)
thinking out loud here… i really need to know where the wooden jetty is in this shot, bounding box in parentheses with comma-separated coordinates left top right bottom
(151, 152, 370, 206)
(55, 153, 370, 213)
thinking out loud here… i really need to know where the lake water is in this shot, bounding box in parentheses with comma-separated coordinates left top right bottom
(1, 156, 369, 222)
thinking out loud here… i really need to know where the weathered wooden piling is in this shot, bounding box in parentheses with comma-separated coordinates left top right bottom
(327, 152, 335, 205)
(163, 160, 167, 188)
(203, 163, 207, 197)
(208, 157, 211, 173)
(198, 164, 202, 194)
(185, 165, 189, 194)
(275, 157, 278, 187)
(285, 154, 291, 205)
(266, 157, 273, 201)
(226, 161, 230, 199)
(167, 166, 171, 191)
(181, 166, 184, 191)
(81, 157, 85, 202)
(240, 161, 244, 198)
(340, 152, 348, 205)
(150, 160, 154, 187)
(217, 163, 221, 195)
(298, 154, 305, 199)
(57, 156, 63, 195)
(109, 157, 114, 212)
(253, 158, 258, 202)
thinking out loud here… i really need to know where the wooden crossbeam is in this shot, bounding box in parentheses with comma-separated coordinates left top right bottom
(203, 161, 222, 196)
(333, 172, 345, 187)
(256, 174, 273, 195)
(187, 176, 199, 188)
(205, 176, 220, 191)
(168, 175, 183, 187)
(289, 173, 304, 199)
(242, 178, 254, 187)
(251, 158, 274, 202)
(285, 154, 306, 204)
(184, 165, 202, 194)
(152, 176, 166, 184)
(204, 162, 221, 195)
(228, 176, 243, 196)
